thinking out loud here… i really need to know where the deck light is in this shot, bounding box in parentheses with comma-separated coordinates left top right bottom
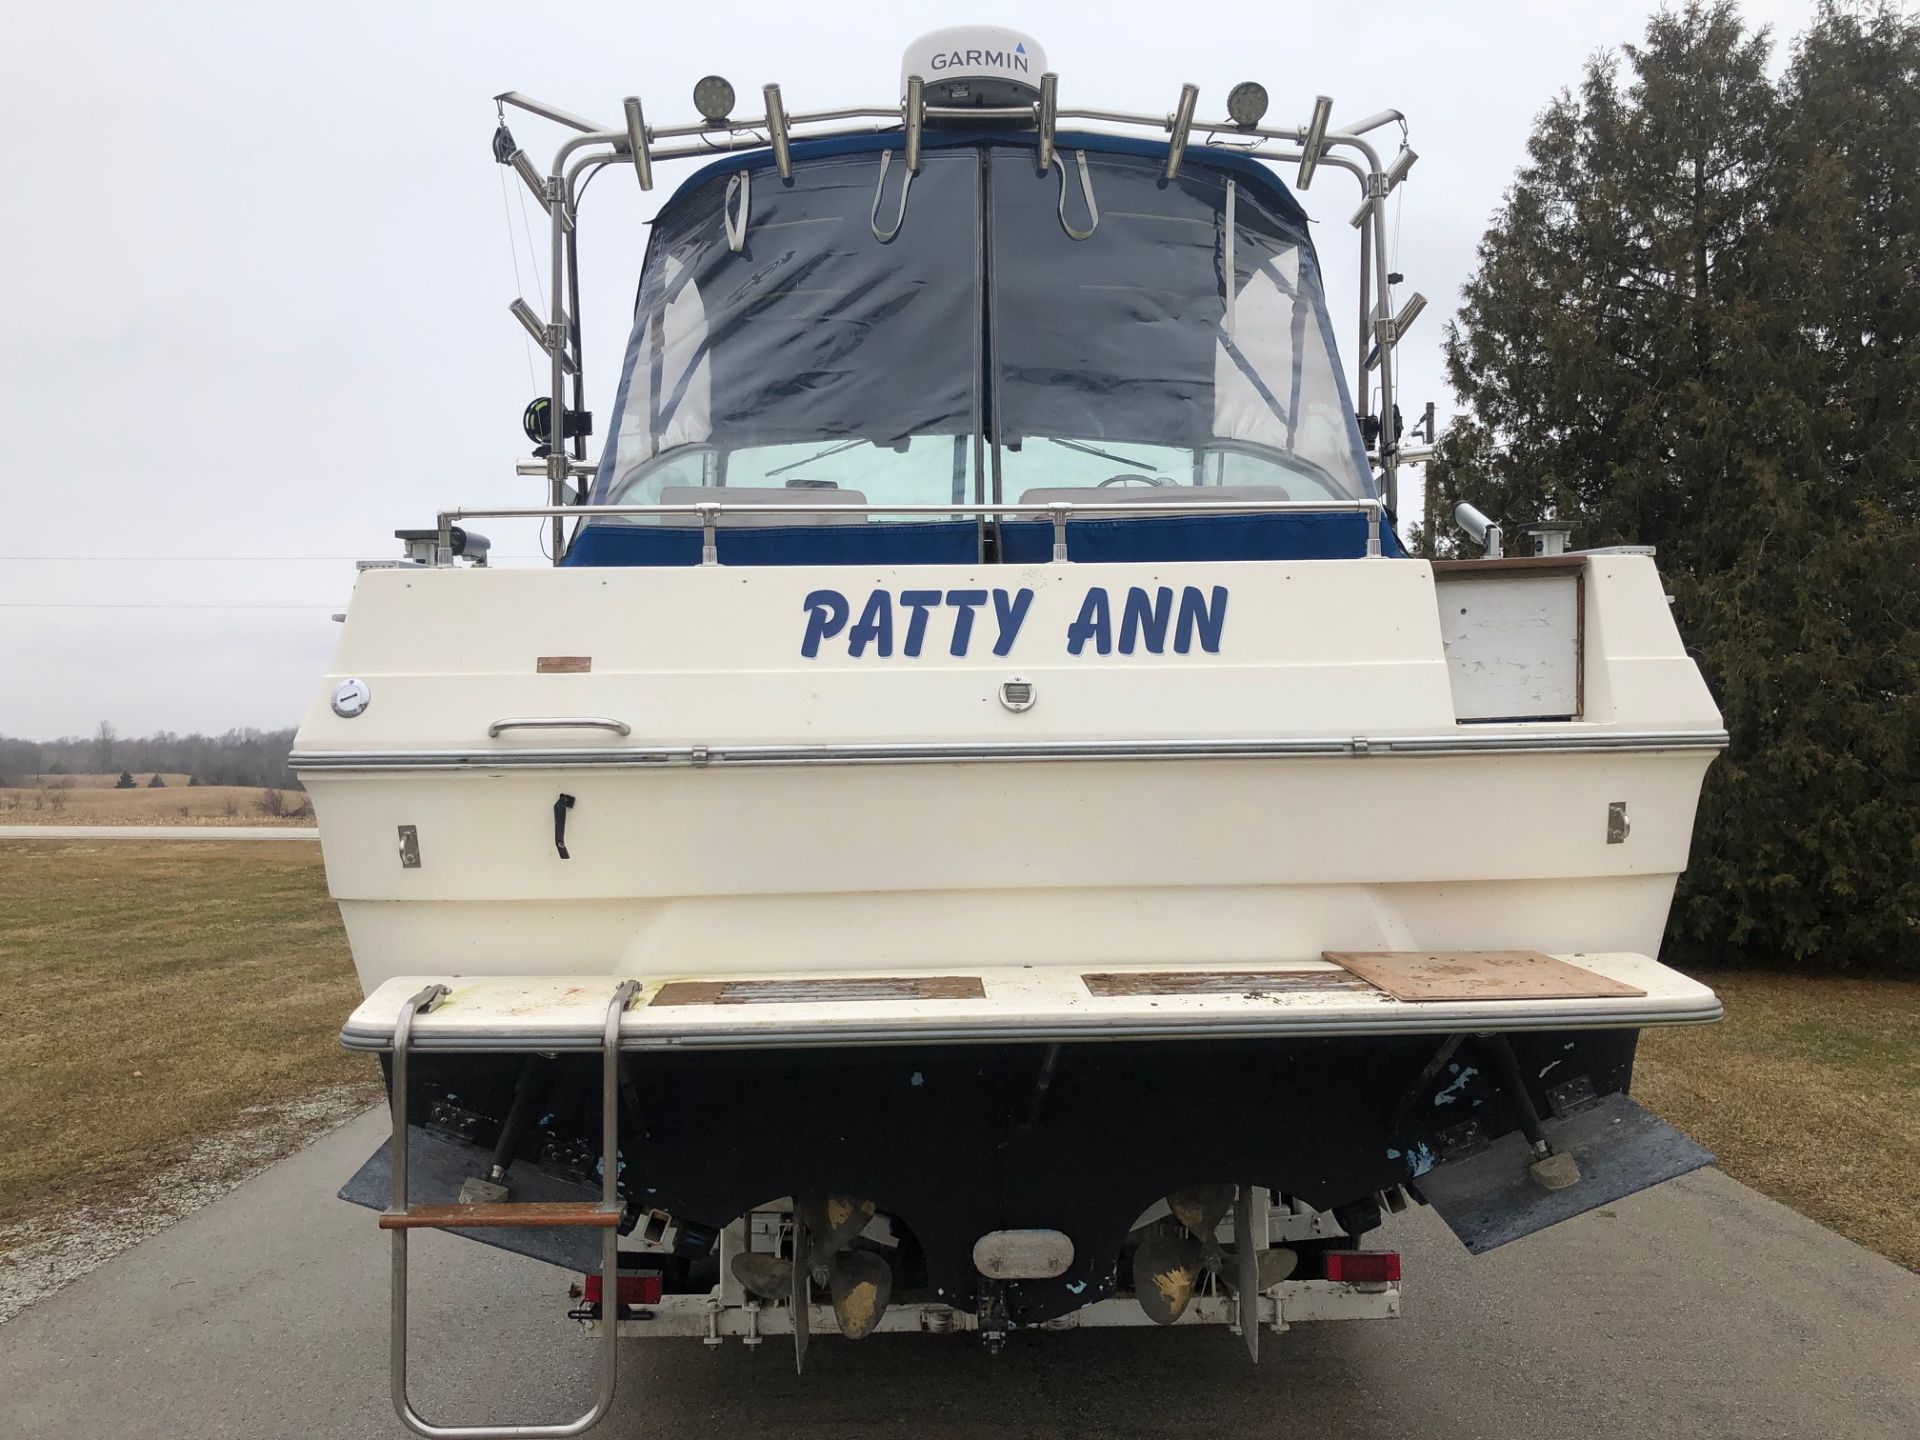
(1036, 72, 1059, 173)
(1385, 145, 1419, 190)
(764, 84, 791, 180)
(1226, 81, 1269, 129)
(622, 97, 653, 192)
(1296, 95, 1333, 190)
(1164, 83, 1199, 180)
(509, 298, 577, 375)
(693, 74, 736, 123)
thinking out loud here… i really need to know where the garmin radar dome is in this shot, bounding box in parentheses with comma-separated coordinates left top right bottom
(902, 25, 1047, 108)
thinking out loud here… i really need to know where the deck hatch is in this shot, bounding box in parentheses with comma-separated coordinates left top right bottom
(1081, 970, 1374, 998)
(649, 976, 987, 1006)
(1322, 950, 1647, 1002)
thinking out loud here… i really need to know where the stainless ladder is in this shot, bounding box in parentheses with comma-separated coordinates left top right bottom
(381, 979, 640, 1440)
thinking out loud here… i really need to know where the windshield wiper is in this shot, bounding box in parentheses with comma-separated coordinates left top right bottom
(1038, 436, 1165, 472)
(765, 437, 871, 479)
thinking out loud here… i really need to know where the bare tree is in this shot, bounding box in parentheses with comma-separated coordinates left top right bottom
(92, 721, 117, 774)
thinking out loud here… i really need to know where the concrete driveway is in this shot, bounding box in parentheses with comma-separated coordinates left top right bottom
(1, 1107, 1914, 1439)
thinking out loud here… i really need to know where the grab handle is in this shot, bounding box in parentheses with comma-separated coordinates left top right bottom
(487, 717, 632, 738)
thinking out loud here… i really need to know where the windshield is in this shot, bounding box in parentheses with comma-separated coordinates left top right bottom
(592, 141, 1371, 517)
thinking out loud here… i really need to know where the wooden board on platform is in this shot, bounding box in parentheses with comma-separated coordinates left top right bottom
(1322, 950, 1648, 1003)
(1082, 970, 1374, 998)
(650, 975, 986, 1006)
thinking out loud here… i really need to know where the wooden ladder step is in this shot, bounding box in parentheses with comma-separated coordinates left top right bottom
(379, 1201, 622, 1231)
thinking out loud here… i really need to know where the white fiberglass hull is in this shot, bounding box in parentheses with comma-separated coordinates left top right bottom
(295, 553, 1724, 1004)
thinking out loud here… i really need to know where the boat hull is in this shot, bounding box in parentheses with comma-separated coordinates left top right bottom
(367, 1025, 1696, 1322)
(309, 747, 1713, 989)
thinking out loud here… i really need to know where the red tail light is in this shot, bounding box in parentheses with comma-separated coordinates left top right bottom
(1325, 1250, 1401, 1284)
(582, 1273, 663, 1305)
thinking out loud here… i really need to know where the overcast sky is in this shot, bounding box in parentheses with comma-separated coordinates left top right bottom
(0, 0, 1825, 740)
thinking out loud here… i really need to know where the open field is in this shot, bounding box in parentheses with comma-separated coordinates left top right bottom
(0, 783, 310, 826)
(0, 838, 1913, 1303)
(0, 840, 373, 1231)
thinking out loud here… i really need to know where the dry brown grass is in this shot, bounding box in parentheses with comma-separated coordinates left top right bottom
(1638, 970, 1920, 1271)
(11, 772, 196, 789)
(0, 840, 375, 1225)
(0, 785, 310, 825)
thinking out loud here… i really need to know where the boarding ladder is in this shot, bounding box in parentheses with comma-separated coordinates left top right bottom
(380, 979, 638, 1440)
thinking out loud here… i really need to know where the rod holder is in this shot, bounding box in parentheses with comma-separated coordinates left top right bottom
(904, 75, 924, 172)
(509, 298, 577, 375)
(1456, 503, 1504, 559)
(622, 97, 654, 191)
(765, 84, 791, 180)
(1392, 291, 1428, 340)
(508, 148, 549, 207)
(1036, 72, 1058, 173)
(1297, 95, 1334, 190)
(1385, 145, 1419, 190)
(1164, 83, 1198, 179)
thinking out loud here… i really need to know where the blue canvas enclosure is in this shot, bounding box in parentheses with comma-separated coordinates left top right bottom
(567, 130, 1394, 568)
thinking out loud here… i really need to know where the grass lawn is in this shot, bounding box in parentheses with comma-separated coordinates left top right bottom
(0, 840, 373, 1225)
(1637, 970, 1920, 1271)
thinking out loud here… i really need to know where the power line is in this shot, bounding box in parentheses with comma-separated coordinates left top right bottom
(0, 555, 544, 562)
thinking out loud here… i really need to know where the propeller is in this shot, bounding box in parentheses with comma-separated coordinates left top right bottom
(827, 1249, 893, 1340)
(798, 1193, 876, 1266)
(1131, 1230, 1206, 1325)
(793, 1194, 893, 1345)
(1167, 1183, 1235, 1272)
(730, 1251, 793, 1302)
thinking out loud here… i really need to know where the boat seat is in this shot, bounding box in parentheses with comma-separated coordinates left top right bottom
(657, 485, 870, 527)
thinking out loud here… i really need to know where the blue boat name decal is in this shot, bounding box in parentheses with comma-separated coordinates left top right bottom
(800, 586, 1227, 658)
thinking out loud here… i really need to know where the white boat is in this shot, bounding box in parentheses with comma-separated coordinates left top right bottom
(295, 27, 1725, 1434)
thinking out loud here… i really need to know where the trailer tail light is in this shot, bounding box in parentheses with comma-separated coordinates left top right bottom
(582, 1273, 662, 1306)
(1325, 1250, 1401, 1284)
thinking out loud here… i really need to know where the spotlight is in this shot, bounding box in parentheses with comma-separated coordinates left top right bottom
(692, 74, 736, 122)
(1226, 81, 1268, 129)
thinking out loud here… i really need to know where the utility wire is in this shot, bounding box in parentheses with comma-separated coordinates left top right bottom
(0, 555, 544, 562)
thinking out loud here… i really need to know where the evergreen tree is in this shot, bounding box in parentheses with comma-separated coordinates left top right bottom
(1433, 2, 1918, 970)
